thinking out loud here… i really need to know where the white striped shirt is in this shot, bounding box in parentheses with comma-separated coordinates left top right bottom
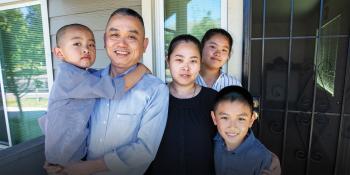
(196, 71, 242, 92)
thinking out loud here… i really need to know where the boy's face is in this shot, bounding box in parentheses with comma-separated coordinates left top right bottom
(54, 27, 96, 68)
(202, 34, 230, 70)
(211, 100, 256, 151)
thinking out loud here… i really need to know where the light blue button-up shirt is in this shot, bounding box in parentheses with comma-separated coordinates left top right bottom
(87, 64, 169, 175)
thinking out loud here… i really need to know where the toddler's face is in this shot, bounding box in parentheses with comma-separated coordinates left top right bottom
(55, 28, 96, 68)
(211, 100, 255, 151)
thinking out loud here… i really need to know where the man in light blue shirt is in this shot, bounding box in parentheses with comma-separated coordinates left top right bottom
(47, 8, 169, 175)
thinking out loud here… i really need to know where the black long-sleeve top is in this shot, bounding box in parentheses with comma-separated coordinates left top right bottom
(146, 87, 217, 175)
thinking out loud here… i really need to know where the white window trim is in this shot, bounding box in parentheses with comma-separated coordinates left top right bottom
(142, 0, 155, 76)
(142, 0, 243, 82)
(227, 0, 243, 82)
(0, 0, 53, 147)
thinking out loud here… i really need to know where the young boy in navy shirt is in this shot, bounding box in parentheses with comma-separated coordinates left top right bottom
(211, 86, 281, 175)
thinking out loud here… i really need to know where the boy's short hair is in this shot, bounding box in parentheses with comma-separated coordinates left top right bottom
(107, 8, 144, 30)
(201, 28, 233, 55)
(214, 85, 254, 112)
(56, 23, 93, 47)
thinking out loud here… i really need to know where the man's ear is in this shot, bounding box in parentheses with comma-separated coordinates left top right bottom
(211, 111, 217, 125)
(143, 37, 149, 52)
(53, 47, 64, 60)
(103, 33, 106, 48)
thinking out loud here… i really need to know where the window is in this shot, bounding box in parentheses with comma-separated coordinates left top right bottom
(0, 0, 52, 148)
(163, 0, 222, 82)
(150, 0, 227, 82)
(316, 15, 341, 96)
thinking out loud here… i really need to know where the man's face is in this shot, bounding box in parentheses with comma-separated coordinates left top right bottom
(104, 14, 148, 73)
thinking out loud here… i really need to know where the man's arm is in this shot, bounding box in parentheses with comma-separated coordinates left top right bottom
(123, 63, 151, 91)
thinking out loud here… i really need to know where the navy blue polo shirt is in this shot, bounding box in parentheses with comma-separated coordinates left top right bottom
(214, 130, 272, 175)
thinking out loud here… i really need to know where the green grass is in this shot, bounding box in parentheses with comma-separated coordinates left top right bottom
(6, 97, 48, 108)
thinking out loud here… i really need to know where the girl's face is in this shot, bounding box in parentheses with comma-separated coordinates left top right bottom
(202, 34, 230, 70)
(168, 41, 201, 87)
(211, 100, 255, 151)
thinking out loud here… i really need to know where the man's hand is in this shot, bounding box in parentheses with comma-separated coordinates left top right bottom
(43, 161, 64, 174)
(124, 63, 151, 91)
(63, 159, 108, 175)
(63, 161, 92, 175)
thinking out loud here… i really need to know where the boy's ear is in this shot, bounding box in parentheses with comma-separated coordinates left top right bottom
(211, 111, 217, 125)
(249, 112, 258, 128)
(53, 47, 64, 60)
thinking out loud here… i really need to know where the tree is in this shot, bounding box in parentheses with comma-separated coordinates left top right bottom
(190, 11, 219, 40)
(0, 5, 47, 115)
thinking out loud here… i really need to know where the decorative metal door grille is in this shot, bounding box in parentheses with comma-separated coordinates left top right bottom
(243, 0, 350, 174)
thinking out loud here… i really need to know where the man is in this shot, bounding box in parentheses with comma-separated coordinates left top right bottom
(46, 8, 169, 175)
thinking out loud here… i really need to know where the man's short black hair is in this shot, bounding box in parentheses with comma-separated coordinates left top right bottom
(107, 8, 144, 28)
(214, 85, 254, 112)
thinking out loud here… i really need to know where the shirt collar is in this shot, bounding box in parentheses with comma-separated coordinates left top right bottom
(101, 64, 138, 79)
(214, 129, 256, 154)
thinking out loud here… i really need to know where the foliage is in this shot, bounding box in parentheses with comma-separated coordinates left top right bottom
(0, 5, 48, 114)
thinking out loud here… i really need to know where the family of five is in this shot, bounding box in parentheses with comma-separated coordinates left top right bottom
(40, 7, 280, 175)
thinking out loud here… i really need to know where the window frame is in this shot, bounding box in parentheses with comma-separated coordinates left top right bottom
(142, 0, 243, 82)
(0, 0, 53, 148)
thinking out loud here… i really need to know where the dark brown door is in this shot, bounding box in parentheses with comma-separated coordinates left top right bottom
(243, 0, 350, 174)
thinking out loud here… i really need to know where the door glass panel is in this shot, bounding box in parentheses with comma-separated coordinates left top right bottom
(336, 116, 350, 174)
(265, 0, 291, 37)
(315, 37, 349, 113)
(289, 39, 316, 112)
(0, 4, 49, 145)
(309, 114, 339, 175)
(259, 110, 284, 157)
(321, 0, 350, 36)
(285, 112, 310, 175)
(164, 0, 221, 82)
(263, 39, 289, 110)
(293, 0, 320, 36)
(250, 40, 262, 96)
(252, 0, 263, 38)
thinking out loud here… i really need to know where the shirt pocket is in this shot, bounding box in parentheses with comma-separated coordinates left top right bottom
(105, 113, 141, 146)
